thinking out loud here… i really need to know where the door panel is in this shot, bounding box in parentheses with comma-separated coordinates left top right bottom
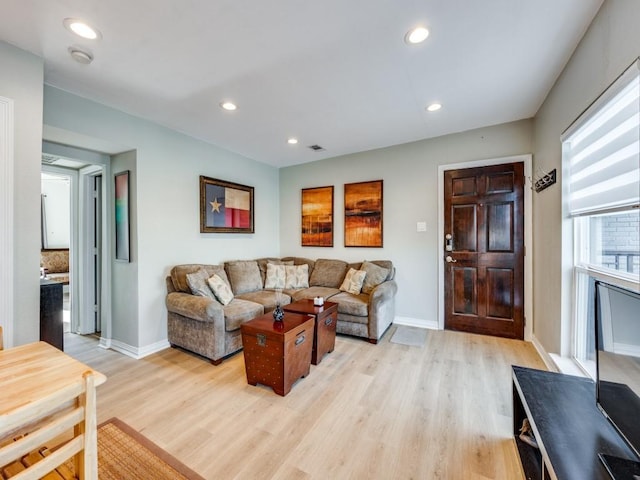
(452, 205, 477, 252)
(452, 176, 477, 196)
(444, 162, 524, 339)
(452, 267, 478, 315)
(486, 268, 513, 319)
(487, 203, 513, 251)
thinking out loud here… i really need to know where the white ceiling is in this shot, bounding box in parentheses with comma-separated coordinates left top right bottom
(1, 0, 603, 167)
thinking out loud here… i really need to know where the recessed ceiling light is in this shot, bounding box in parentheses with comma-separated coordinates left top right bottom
(405, 26, 429, 44)
(63, 18, 101, 40)
(287, 138, 298, 145)
(426, 103, 442, 112)
(220, 102, 237, 111)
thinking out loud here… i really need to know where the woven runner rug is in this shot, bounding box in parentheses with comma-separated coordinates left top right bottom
(92, 418, 205, 480)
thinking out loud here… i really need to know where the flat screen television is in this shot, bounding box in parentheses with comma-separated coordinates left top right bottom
(595, 280, 640, 478)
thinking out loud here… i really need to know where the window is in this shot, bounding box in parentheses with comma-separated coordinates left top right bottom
(563, 58, 640, 378)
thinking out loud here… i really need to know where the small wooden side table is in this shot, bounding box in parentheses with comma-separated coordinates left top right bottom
(284, 299, 338, 365)
(241, 312, 314, 396)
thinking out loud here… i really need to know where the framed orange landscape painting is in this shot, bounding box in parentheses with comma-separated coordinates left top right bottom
(344, 180, 383, 247)
(301, 186, 334, 247)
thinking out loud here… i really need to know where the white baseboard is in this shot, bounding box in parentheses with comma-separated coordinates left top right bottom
(614, 342, 640, 358)
(531, 334, 559, 372)
(108, 338, 171, 359)
(99, 337, 111, 349)
(394, 316, 439, 330)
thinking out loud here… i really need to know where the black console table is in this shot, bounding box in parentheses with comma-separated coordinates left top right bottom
(512, 366, 639, 479)
(40, 279, 63, 350)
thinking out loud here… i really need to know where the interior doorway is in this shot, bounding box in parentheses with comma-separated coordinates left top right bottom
(41, 167, 74, 336)
(41, 147, 109, 343)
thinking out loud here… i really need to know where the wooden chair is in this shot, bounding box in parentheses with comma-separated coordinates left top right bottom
(0, 370, 99, 479)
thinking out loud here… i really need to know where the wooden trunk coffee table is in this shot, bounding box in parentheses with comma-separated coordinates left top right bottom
(284, 299, 338, 365)
(241, 312, 314, 396)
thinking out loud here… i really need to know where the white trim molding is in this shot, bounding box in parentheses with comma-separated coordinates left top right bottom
(109, 338, 171, 360)
(437, 154, 533, 341)
(394, 316, 438, 330)
(0, 96, 14, 348)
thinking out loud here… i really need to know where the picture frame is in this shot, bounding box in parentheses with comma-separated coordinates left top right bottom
(301, 185, 334, 247)
(344, 179, 383, 247)
(200, 176, 254, 233)
(114, 171, 130, 262)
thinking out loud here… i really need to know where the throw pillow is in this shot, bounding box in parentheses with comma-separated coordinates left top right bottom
(265, 263, 286, 289)
(284, 264, 309, 289)
(186, 269, 216, 300)
(225, 260, 262, 294)
(339, 268, 367, 295)
(207, 274, 235, 306)
(360, 261, 390, 294)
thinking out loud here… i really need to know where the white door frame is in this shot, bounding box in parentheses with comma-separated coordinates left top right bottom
(437, 154, 533, 341)
(78, 165, 105, 335)
(0, 96, 14, 348)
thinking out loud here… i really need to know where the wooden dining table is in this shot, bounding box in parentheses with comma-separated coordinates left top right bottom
(0, 341, 106, 479)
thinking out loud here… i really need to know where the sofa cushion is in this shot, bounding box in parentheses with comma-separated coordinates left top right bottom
(257, 258, 293, 284)
(340, 268, 367, 295)
(264, 263, 286, 289)
(289, 286, 340, 302)
(223, 299, 264, 331)
(285, 264, 309, 289)
(236, 290, 291, 312)
(308, 259, 349, 288)
(281, 257, 315, 273)
(225, 260, 263, 294)
(208, 274, 235, 305)
(330, 292, 369, 317)
(171, 264, 229, 293)
(360, 261, 391, 294)
(186, 269, 216, 300)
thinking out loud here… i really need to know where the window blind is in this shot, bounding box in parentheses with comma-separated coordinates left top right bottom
(563, 59, 640, 216)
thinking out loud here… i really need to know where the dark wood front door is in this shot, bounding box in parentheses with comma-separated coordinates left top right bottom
(444, 162, 525, 339)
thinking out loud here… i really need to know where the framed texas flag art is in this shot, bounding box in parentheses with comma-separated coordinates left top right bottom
(200, 176, 254, 233)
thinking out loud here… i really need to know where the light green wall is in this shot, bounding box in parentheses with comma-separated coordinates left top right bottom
(111, 150, 139, 347)
(280, 119, 533, 325)
(0, 42, 43, 345)
(43, 86, 280, 350)
(532, 0, 640, 355)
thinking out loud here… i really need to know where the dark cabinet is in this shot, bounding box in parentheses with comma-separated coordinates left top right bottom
(40, 279, 63, 350)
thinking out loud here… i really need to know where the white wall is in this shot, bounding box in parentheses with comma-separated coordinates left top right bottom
(43, 86, 281, 351)
(280, 119, 533, 326)
(532, 0, 640, 355)
(0, 42, 43, 346)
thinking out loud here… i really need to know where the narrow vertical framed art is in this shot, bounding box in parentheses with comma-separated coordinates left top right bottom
(301, 185, 334, 247)
(344, 179, 383, 247)
(114, 171, 130, 262)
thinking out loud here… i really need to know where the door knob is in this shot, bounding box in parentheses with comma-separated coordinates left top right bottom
(446, 255, 457, 263)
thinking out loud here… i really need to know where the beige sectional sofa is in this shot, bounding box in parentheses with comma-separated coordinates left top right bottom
(166, 257, 397, 364)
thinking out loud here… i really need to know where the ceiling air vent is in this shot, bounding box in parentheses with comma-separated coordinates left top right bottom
(42, 154, 59, 164)
(308, 144, 325, 152)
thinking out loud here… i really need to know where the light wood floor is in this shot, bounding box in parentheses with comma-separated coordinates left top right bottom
(64, 326, 545, 479)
